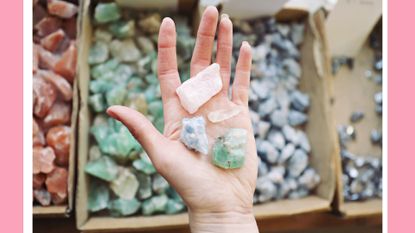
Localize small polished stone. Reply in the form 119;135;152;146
213;128;248;169
180;116;209;155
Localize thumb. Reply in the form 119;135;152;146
106;105;167;164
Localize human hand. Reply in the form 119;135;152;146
107;6;259;233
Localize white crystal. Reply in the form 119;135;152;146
176;63;222;114
180;116;209;154
207;107;242;123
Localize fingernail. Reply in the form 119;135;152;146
106;107;120;121
221;14;229;21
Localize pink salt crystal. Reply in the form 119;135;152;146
51;192;68;205
46;126;71;166
43;101;71;127
33;76;57;118
54;42;77;83
63;17;77;39
33;3;47;26
33;118;46;146
46;167;68;196
47;0;78;19
40;29;65;52
33;173;46;189
34;189;52;206
35;16;62;37
37;70;72;101
37;46;60;70
33;146;56;174
33;44;39;73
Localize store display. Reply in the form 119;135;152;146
231;17;320;203
32;0;78;207
84;2;194;217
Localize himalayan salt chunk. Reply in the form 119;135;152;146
35;16;62;37
43;101;71;127
37;70;72;101
63;17;77;39
33;118;45;146
40;29;65;52
208;107;242;123
47;0;78;19
33;146;56;174
46;126;71;166
176;63;222;114
54;42;77;83
34;189;51;206
33;76;57;118
51;192;67;205
46;167;68;196
37;46;59;70
33;3;47;26
33;173;46;189
33;44;39;73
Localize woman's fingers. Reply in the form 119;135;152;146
216;14;233;95
232;41;252;105
106;106;170;168
157;17;183;123
190;6;219;77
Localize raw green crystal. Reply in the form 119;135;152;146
145;73;158;85
88;41;109;65
152;174;169;194
132;153;156;175
88;180;110;212
166;199;185;215
110;168;139;199
91;59;119;79
94;28;113;43
89;145;102;161
89;93;106;112
99;125;138;161
109;20;135;38
138;13;161;34
85;156;118;181
108;198;141;217
105;85;127;106
94;3;121;24
136;36;155;55
109;39;140;62
89;79;112;94
142;195;168;215
147;100;163;118
124;93;148;115
136;172;152;200
114;64;135;84
212;128;248;169
166;187;183;203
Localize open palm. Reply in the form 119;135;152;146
107;7;257;216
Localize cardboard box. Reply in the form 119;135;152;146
76;0;337;231
331;39;382;217
33;10;80;219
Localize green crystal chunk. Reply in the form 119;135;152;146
108;198;141;217
109;20;135;38
105;85;127;106
166;199;185;215
109;39;140;62
88;41;109;65
110;168;139;199
89;93;106;112
136;173;152;200
142;195;168;215
91;58;119;80
152;174;169;194
94;3;121;24
88;180;110;212
89;145;102;161
136;36;155;55
132;153;156;175
89;79;112;94
85;156;118;181
138;13;161;34
94;28;113;43
212;128;248;169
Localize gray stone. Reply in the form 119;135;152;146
258;158;269;177
266;166;285;184
282;125;299;144
279;143;295;164
282;58;301;78
296;131;311;153
350;111;364;123
288;110;308;126
257;140;279;164
267;130;285;150
258;98;279;117
290;90;310;112
287;149;308;177
256;121;271;139
270;110;287;128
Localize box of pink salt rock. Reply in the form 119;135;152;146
33;0;80;217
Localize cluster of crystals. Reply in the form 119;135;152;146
230;17;320;203
84;2;194;216
33;0;78;207
340;27;383;202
